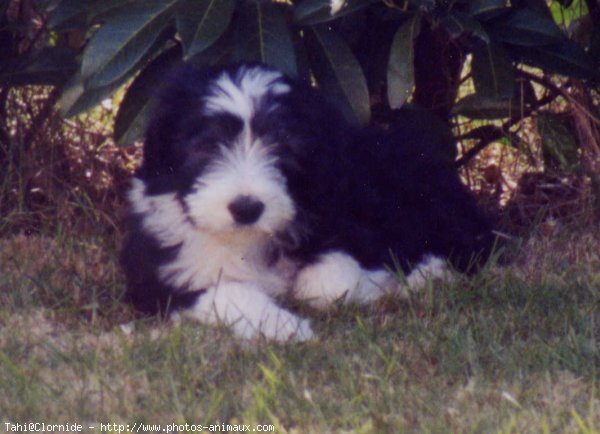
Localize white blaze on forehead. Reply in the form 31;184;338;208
219;137;277;177
204;66;291;123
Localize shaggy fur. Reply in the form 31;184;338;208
121;63;494;341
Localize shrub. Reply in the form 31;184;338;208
1;0;599;226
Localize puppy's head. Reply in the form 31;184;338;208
138;64;300;238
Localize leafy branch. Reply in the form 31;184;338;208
1;0;599;168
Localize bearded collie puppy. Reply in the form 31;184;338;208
121;63;493;341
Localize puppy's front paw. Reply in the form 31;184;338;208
294;252;364;310
240;309;314;342
404;255;452;291
185;281;314;342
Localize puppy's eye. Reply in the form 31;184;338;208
181;113;245;155
215;113;244;137
204;113;244;142
252;110;283;138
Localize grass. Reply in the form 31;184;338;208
0;222;598;433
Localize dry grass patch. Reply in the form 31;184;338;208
0;232;128;326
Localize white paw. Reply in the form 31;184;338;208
403;255;452;291
357;269;403;301
240;309;314;342
183;281;314;342
294;252;399;309
294;252;363;309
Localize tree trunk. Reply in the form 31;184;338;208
412;19;464;121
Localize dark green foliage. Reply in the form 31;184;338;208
176;0;235;61
80;1;178;89
471;41;514;99
387;15;420;110
537;112;580;172
304;24;371;124
233;1;297;77
486;7;564;46
113;45;182;146
1;0;599;163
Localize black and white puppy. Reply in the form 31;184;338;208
121;63;494;341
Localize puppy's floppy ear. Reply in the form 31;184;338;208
138;65;218;180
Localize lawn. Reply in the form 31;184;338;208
0;222;598;433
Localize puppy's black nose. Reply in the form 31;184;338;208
228;195;265;225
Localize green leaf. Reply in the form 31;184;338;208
48;0;133;29
293;0;375;26
233;1;297;78
60;30;175;117
114;46;182;146
487;8;564;46
461;68;538;116
550;0;587;26
518;0;555;17
58;72;123;117
81;0;177;88
511;39;600;80
441;12;490;43
452;94;521;119
87;0;135;25
387;16;421;110
47;0;91;29
537;112;579;171
187;25;235;67
305;25;370;125
176;0;234;60
469;0;508;20
471;41;514;99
